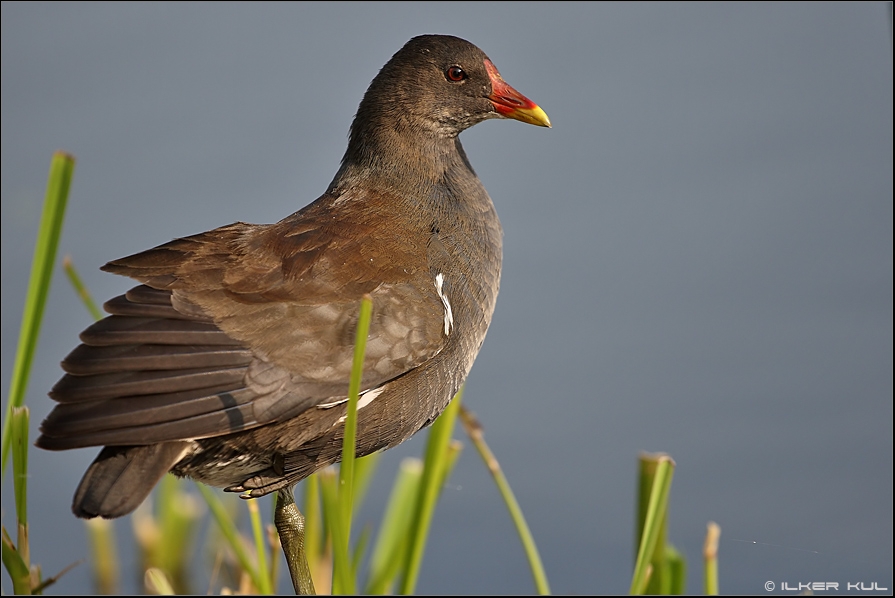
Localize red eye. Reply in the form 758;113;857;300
446;66;467;82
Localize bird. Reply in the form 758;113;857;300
37;34;550;523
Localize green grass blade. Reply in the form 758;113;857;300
666;543;686;595
332;295;372;594
10;406;31;573
437;439;462;497
630;453;675;595
144;567;175;595
10;408;29;533
2;151;75;473
399;386;463;595
247;498;272;594
338;295;373;520
320;468;352;594
350;523;370;583
62;256;103;321
351;451;380;519
85;519;119;594
703;521;720;595
366;458;423;594
195;484;267;594
2;527;31;595
459;405;551;595
162;477;201;590
265;514;280;593
133;475;202;593
301;475;329;592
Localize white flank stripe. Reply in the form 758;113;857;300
331;386;386;424
435;273;454;336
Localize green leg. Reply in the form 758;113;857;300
275;486;316;595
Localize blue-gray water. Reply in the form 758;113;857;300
2;2;892;594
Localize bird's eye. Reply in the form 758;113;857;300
445;66;467;82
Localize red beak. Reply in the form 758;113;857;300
485;59;551;128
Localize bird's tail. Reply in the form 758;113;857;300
72;441;191;519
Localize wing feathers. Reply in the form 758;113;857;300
49;403;257;448
60;344;253;375
104;293;184;319
51;367;247;402
124;284;177;305
79;316;237;346
38;385;262;449
39;285;336;451
41;384;246;434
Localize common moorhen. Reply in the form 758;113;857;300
37;34;550;590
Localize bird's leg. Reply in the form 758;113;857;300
275;485;316;595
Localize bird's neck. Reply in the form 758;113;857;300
328;114;477;199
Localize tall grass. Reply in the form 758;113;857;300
2;152;75;595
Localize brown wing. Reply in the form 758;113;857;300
38;192;448;450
